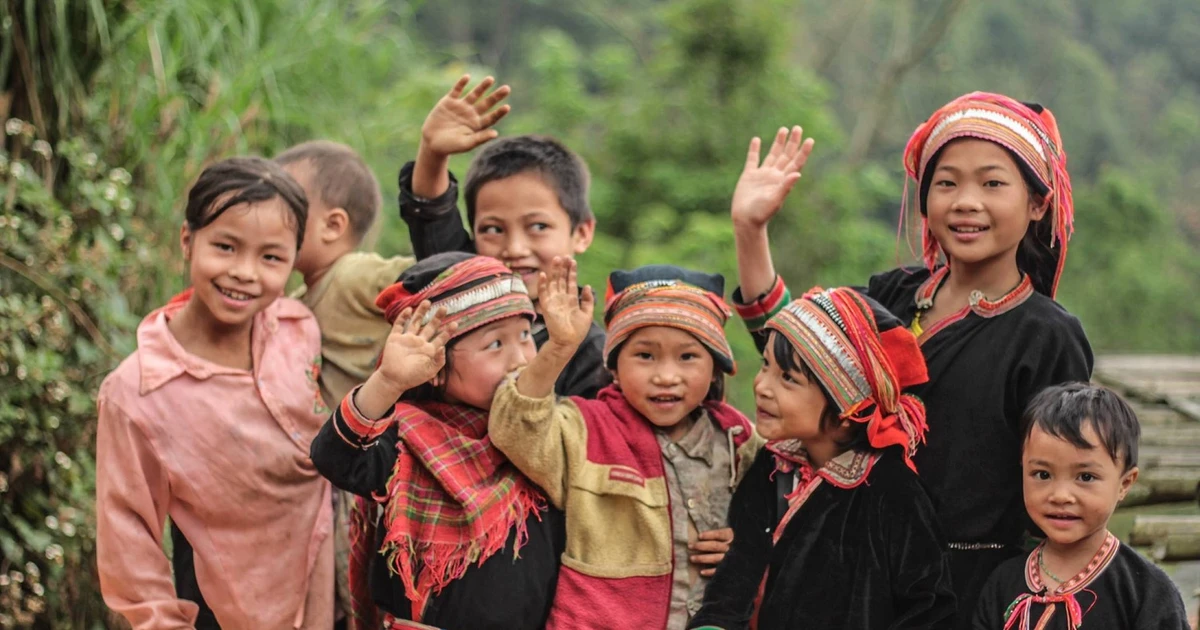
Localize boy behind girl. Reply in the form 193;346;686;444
397;75;608;398
277;141;417;624
973;383;1189;629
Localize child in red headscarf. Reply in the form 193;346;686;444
730;95;1093;628
309;252;562;630
690;287;955;630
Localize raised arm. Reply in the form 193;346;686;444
310;302;453;495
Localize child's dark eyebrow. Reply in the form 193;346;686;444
212;230;244;243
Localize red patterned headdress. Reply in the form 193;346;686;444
375;256;535;339
902;92;1074;297
765;287;929;470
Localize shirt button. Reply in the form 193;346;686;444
687;498;696;509
667;444;678;456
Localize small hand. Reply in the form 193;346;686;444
537;257;595;351
419;74;512;157
375;301;456;394
689;527;734;577
731;126;814;229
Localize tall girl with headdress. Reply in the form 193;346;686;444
309;252;564;630
728;94;1093;628
690;287;956;629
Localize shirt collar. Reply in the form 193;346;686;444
137;297;306;394
767;440;879;489
913;266;1035;318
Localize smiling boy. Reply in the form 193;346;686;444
397;75;608;398
972;383;1189;629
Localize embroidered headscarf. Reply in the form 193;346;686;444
603;264;736;374
347;253;542;627
902;92;1074;297
765;287;930;470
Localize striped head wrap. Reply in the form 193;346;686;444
603;265;735;375
765;287;929;470
902;92;1074;297
375;255;535;340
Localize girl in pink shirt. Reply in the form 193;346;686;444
95;157;335;629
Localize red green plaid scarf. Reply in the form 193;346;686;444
346;401;545;626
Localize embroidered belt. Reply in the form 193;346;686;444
948;541;1008;551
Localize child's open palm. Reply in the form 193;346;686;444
731;126;815;229
376;301;455;393
421;75;512;157
538;257;595;351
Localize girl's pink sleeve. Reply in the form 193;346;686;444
95;395;198;629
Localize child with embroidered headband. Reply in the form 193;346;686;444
489;258;762;629
309;252;564;630
973;382;1188;630
731;94;1093;628
690;287;955;630
95;157;335;628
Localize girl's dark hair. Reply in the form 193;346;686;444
185;157;309;249
606;340;726;403
919;140;1057;292
770;332;872;451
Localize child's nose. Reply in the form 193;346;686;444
503;233;531;258
228;256;257;282
1048;483;1075;504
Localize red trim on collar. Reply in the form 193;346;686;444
1025;532;1120;595
913;268;1035;344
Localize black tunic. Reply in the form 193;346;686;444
397;161;610;398
861;267;1093;629
973;540;1189;629
309;406;565;630
690;448;956;630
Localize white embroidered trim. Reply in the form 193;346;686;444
422;276;529;323
925;108;1046;162
783;302;872;401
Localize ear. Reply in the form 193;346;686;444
1028;194;1050;222
571;218;596;255
180;223;193;260
322;207;351;244
608;367;619;388
1117;466;1139;501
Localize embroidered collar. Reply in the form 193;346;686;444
913;266;1034;318
1025;532;1120;596
766;441;878;489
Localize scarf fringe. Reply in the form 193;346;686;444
380;480;545;616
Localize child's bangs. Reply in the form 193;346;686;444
770;330;819;384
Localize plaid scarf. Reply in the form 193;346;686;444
346;401;545;626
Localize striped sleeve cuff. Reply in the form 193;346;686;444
732;275;791;332
333;385;395;447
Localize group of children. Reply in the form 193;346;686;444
93;74;1191;630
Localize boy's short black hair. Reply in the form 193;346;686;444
463;135;593;229
186;157;308;249
770;332;871;452
274;140;382;243
1021;382;1140;472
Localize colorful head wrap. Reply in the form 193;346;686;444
765;287;929;470
375;254;535;339
603;265;735;375
902;92;1074;297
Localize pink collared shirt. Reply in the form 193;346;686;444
95;297;334;629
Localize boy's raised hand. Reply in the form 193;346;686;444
420;74;512;158
538;257;595;352
731;126;815;230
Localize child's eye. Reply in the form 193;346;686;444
485;339;502;350
983;180;1006;188
781;371;796;384
529;223;550;232
635;351;653;360
1078;472;1097;482
1030;470;1050;480
264;254;284;262
520;330;530;341
214;242;234;252
478;225;503;235
680;352;700;361
933;179;955;188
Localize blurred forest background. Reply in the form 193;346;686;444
2;0;1199;625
